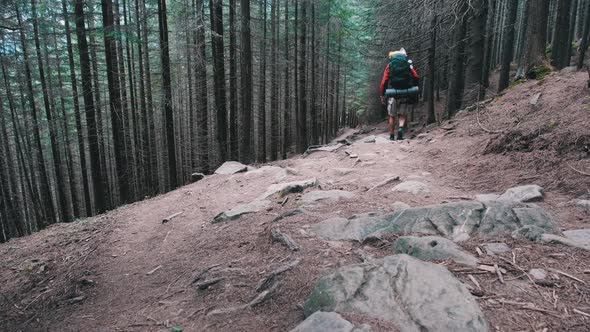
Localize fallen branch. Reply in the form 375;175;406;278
271;228;300;251
272;208;305;223
256;259;300;293
162;211;183;224
190;264;222;285
574;308;590;318
568;164;590;177
494;264;504;284
195;278;224;290
146;265;162;275
367;175;400;192
476;101;504;134
549;268;587;285
468;274;481;290
497;256;546;300
249;281;279;307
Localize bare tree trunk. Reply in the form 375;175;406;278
258;0;268;162
427;13;437;124
196;0;210;172
229;0;239;160
577;0;590;68
446;0;469;117
552;0;572;69
282;0;290;159
464;0;487;105
499;0;519;92
158;0;178;189
74;0;107;213
523;0;550;75
62;0;92;216
210;0;228;163
297;0;308;153
270;0;279;160
15;3;56;226
240;0;254;163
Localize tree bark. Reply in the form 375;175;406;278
499;0;519;92
62;0;92;216
196;0;210;172
297;0;308;153
282;0;290;159
523;0;550;76
427;13;437;124
577;0;590;68
463;0;487;105
15;3;57;226
74;0;107;213
240;0;254;163
158;0;178;189
258;0;267;162
229;0;239;160
210;0;228;163
552;0;572;69
270;0;279;160
447;0;469;117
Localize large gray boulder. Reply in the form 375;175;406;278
290;312;372;332
214;161;249;175
257;178;318;200
213;200;271;223
313;200;560;243
301;190;355;205
576;200;590;213
304;255;489;332
497;185;544;203
393;236;478;266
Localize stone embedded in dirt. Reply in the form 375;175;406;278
213;200;272;223
301;190;355;205
363;135;377;143
529;269;548;281
563;229;590;246
392;181;430;195
511;225;547;241
375;136;391;144
257;178;319;200
530;92;542;106
329;168;357;177
393;236;478;266
482;243;511;256
475;194;501;202
303;254;490;332
190;172;205;183
576;200;590;213
497;185;544;203
367;175;400;192
243;166;288;181
313;200;561;243
290;311;373;332
214;161;249;175
391;201;410;211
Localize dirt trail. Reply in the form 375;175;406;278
1;70;589;332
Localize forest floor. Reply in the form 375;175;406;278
1;69;590;332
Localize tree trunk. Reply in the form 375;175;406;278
209;0;228;163
74;0;107;213
15;3;57;226
552;0;572;69
282;0;290;159
523;0;550;76
270;0;279;160
229;0;239;160
240;0;254;163
158;0;178;189
102;0;131;203
196;0;210;172
481;0;496;91
577;0;590;68
566;0;578;64
310;2;318;144
62;0;92;216
447;0;469;117
427;13;437;124
499;0;519;92
258;0;267;162
463;0;487;105
297;0;308;153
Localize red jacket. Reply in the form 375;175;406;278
380;64;420;96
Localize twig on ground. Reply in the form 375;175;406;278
468;274;481;290
270;228;300;251
195;278;224;290
494;264;504;284
497;256;546;300
22;289;51;311
550;268;587;285
146;265;162;275
574;308;590;318
568;164;590;177
256;259;300;293
162;211;183;223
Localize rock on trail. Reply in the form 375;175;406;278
304;254;489;332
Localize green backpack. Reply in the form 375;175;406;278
388;54;413;89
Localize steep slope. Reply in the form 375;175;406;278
1;70;589;332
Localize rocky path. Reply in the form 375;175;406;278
2;120;590;332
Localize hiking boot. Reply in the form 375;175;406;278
397;129;404;141
389;134;396;141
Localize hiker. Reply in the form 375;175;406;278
380;48;420;141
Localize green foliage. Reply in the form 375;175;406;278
529;65;552;80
